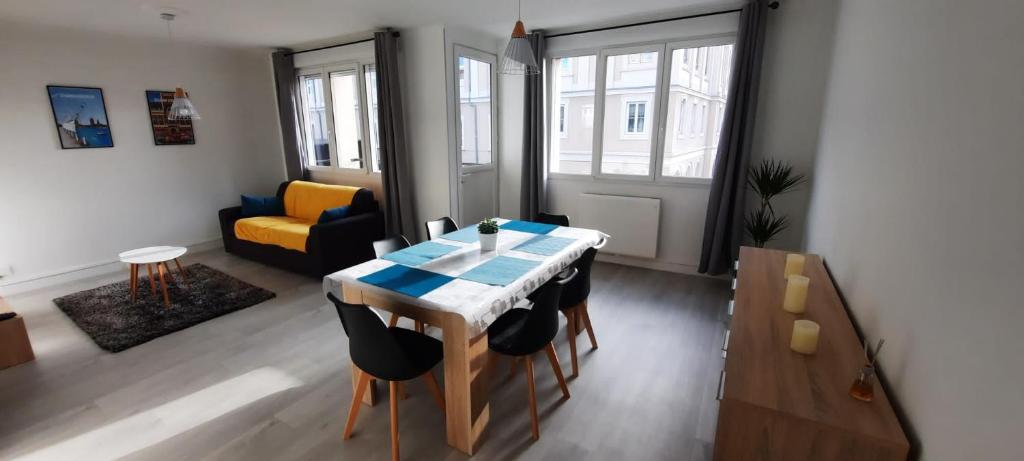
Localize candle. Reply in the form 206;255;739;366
784;254;805;279
790;320;820;355
783;275;810;313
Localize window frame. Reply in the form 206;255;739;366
654;35;735;184
546;34;735;185
295;59;380;176
452;45;499;174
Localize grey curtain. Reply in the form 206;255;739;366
698;0;769;275
520;32;546;220
271;49;308;181
374;31;416;238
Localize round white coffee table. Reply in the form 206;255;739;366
118;246;188;307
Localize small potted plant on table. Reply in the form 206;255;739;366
478;218;499;252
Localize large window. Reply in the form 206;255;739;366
297;62;380;173
548;39;734;181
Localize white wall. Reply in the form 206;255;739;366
0;22;285;287
804;0;1024;459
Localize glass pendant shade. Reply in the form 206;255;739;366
500;20;539;75
168;87;200;121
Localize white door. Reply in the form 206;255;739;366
453;46;499;226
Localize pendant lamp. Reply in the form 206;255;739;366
161;13;201;120
499;0;539;75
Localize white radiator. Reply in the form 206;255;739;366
577;193;660;259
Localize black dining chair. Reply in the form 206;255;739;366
326;293;446;461
372;235;425;333
533;212;570;227
424;216;458;240
487;268;576;440
560;239;606;378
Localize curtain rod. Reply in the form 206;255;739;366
285;31;400;57
545;2;778;39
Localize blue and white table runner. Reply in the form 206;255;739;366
324;218;609;336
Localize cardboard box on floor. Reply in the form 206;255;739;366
0;296;35;369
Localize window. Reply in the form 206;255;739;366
298;74;330;167
624;101;647;134
296;63;380;173
601;50;659;176
662;43;734;179
549;55;596;175
456;54;494;166
547;40;734;181
558;104;568;138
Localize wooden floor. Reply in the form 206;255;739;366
0;250;729;460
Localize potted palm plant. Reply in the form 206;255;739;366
744;158;807;247
478;218;499;252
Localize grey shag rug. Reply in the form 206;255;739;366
53;263;275;352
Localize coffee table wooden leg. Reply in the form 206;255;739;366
129;264;138;303
157;262;171;307
442;314;490;455
173;259;188;283
147;264;156;294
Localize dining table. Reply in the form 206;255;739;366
323;218;608;455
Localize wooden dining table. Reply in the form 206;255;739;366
323;218;607;455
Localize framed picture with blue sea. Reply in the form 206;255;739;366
146;90;196;145
46;85;114;149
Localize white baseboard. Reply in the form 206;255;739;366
596;253;729;279
0;238;224;296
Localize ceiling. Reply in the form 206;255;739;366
0;0;736;49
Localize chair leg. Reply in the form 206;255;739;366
415;320;424;333
422;371;446;411
580;300;598;350
565;309;579;378
344;368;372;440
544;343;571;399
390;381;400;461
388;313;400;327
508;356;518;379
525;356;539;440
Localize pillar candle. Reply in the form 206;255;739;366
790;320;820;355
783;275;810;313
784;254;805;279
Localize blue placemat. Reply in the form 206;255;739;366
458;256;541;287
381;241;459;267
358;265;454;298
512;235;576;256
500;220;558;235
438;226;479;243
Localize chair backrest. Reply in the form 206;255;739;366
520;268;578;350
326;293;413;379
425;217;458;240
560;240;604;309
534;212;570;227
373;235;411;258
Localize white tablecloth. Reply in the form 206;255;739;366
323;219;608;336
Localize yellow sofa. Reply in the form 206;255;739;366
219;180;384;277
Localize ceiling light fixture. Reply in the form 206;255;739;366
160;12;200;121
499;0;539;75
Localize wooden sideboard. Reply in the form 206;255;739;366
713;247;909;460
0;296;36;369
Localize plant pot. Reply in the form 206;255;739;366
479;232;498;252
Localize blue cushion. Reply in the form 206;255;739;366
318;205;350;224
240;195;284;217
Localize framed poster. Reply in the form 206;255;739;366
145;90;196;145
47;85;114;149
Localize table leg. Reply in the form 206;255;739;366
442;314;490;455
173;258;188;283
129;264;138;303
157;262;171;307
147;264;156;294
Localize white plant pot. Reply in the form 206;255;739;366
479;232;498;252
